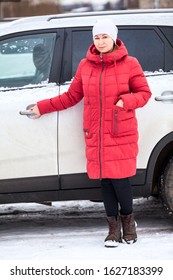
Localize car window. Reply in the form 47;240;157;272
71;27;173;75
119;28;165;72
72;30;92;77
159;26;173;71
160;26;173;46
0;33;56;88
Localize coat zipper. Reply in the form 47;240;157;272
99;54;104;179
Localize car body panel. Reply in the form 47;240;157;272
58;85;86;175
137;73;173;168
0;84;59;179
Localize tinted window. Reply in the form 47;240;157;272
0;33;56;88
160;26;173;46
72;30;92;76
71;27;171;75
119;28;164;71
159;26;173;71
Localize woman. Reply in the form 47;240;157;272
30;19;152;247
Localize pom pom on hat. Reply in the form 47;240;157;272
92;19;118;42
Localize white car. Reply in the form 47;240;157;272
0;9;173;216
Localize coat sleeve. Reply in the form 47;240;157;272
37;60;85;115
120;57;152;110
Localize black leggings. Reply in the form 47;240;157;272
101;178;133;217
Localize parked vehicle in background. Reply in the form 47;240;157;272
0;9;173;217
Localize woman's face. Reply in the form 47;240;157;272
93;34;115;53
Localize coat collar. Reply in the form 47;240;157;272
86;39;128;65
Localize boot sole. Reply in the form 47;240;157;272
104;240;120;248
122;238;137;244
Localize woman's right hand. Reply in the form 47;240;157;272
29;104;41;119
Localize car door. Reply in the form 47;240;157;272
0;31;61;193
58;28;101;191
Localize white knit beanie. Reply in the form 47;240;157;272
92;19;118;42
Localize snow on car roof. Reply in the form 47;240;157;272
0;9;172;37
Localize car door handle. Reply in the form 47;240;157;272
19;110;35;116
19;104;36;118
155;90;173;103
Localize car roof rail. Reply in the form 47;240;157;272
3;8;173;28
47;8;173;22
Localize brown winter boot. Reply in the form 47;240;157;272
104;216;122;248
121;213;137;244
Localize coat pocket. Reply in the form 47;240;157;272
111;106;137;137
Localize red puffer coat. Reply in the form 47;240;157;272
37;39;152;179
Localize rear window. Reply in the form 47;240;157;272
160;26;173;46
119;28;164;72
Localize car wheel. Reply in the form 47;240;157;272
160;157;173;217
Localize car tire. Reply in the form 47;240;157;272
160;157;173;217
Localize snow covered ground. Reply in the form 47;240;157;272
0;196;172;261
0;197;172;279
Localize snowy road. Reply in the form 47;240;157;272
0;197;172;260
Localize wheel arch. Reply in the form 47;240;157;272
145;132;173;196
